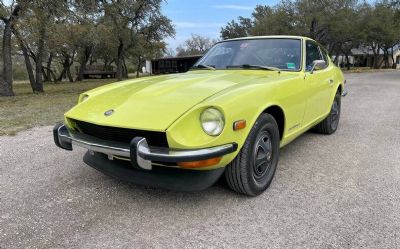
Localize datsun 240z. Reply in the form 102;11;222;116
54;36;345;196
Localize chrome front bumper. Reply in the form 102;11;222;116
53;124;237;170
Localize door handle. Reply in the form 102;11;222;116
329;79;334;85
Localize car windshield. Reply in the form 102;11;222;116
194;38;302;71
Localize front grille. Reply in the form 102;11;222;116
71;119;168;147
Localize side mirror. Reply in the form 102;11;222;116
310;60;327;74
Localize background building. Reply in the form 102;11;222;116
351;46;400;68
147;55;202;75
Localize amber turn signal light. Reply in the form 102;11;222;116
233;120;246;130
177;157;222;169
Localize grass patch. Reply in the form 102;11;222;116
0;79;117;135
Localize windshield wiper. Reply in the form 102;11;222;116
192;64;216;70
226;64;280;71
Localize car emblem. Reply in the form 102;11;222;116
104;109;114;116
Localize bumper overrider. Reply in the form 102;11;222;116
53;123;238;190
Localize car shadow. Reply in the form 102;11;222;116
73;130;324;204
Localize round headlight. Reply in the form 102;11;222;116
200;108;225;136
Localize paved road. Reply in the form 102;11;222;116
1;72;400;249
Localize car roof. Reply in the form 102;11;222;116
222;35;312;42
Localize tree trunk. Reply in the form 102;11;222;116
44;53;53;82
382;50;387;69
66;65;73;82
58;68;66;82
42;66;57;83
122;56;128;78
384;48;391;69
309;18;317;40
14;27;37;90
345;54;351;70
59;52;74;82
136;55;141;78
372;54;379;69
77;46;92;81
1;21;14;96
371;44;381;69
20;41;37;90
377;57;385;69
58;55;68;82
41;67;48;81
48;68;57;83
117;39;124;81
391;47;396;69
333;49;340;66
0;4;21;96
386;51;390;69
42;67;49;82
34;25;45;93
89;54;95;65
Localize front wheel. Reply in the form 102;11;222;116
314;92;341;134
225;113;280;196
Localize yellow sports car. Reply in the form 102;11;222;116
54;36;345;196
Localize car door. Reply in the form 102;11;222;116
303;41;334;125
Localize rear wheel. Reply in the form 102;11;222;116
314;92;341;134
225;113;280;196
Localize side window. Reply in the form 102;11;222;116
306;41;322;71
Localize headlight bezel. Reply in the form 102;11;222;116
200;107;225;136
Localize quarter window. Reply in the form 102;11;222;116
306;41;322;71
319;47;329;66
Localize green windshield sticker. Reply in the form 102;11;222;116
287;63;296;69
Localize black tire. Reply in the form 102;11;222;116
314;92;341;134
225;113;280;196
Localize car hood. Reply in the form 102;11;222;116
65;70;283;131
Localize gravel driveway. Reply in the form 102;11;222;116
1;71;400;249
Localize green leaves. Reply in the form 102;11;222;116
220;0;400;66
176;34;218;57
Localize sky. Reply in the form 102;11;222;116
163;0;280;51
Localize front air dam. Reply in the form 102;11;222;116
83;152;226;191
